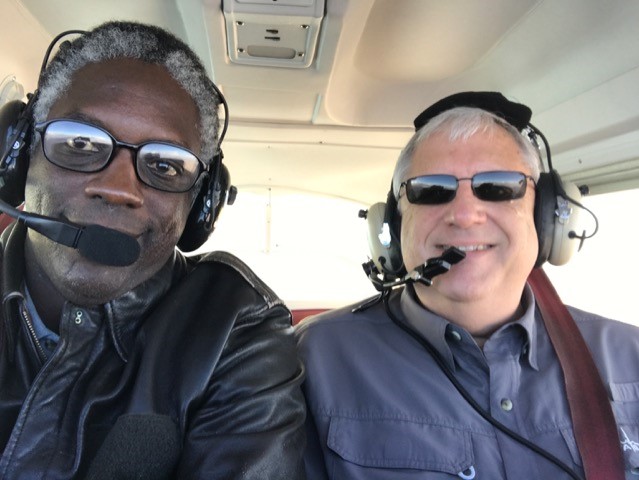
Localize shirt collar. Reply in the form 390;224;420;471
399;283;539;371
399;284;457;370
511;283;539;370
485;284;538;370
23;282;59;358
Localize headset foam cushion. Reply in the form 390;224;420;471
177;163;231;252
533;172;557;267
177;177;214;252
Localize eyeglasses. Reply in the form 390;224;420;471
34;119;206;193
400;170;535;205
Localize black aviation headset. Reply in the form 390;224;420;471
363;91;596;285
0;29;236;260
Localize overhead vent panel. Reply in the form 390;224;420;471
223;0;325;68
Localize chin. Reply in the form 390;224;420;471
433;268;492;297
73;280;143;307
50;255;136;303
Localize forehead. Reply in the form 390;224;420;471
47;58;201;152
410;125;530;176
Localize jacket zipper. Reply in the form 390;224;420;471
19;301;47;364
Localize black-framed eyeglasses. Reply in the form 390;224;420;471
34;119;206;193
400;170;536;205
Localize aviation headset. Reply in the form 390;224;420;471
365;91;591;280
0;29;235;253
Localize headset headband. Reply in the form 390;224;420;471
413;91;532;131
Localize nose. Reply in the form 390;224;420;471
84;149;144;208
444;182;486;227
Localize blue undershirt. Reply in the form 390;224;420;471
24;284;59;358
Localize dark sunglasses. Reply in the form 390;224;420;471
400;170;536;205
34;119;206;193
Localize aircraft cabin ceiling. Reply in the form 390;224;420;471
3;0;639;204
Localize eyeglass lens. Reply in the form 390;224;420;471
39;120;202;192
405;171;530;204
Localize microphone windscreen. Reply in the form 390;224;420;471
85;414;181;480
0;198;140;267
77;224;140;266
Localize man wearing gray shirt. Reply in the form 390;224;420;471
296;91;639;479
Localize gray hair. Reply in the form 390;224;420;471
391;107;542;199
33;21;220;162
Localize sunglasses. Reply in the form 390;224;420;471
34;119;206;193
400;170;535;205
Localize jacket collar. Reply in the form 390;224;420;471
1;222;188;362
102;251;187;361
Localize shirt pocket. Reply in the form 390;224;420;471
326;416;475;479
610;381;639;475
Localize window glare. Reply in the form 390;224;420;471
197;186;638;322
544;188;639;327
195;188;377;308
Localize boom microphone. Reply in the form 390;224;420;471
364;247;466;292
0;199;140;266
354;247;466;313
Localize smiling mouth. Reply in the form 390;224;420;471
437;244;494;252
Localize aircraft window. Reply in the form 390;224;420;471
195;187;376;309
544;187;639;327
203;186;638;325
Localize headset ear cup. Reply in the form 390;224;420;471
548;181;582;266
0;100;31;207
365;198;404;278
385;198;405;277
212;163;235;222
366;202;393;272
177;174;215;252
533;170;583;267
177;162;233;252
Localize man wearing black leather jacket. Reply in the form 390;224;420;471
0;21;305;479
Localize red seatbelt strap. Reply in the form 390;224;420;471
528;268;625;480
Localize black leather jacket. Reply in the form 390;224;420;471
0;223;306;479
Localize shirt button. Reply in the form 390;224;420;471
457;466;476;479
449;330;462;342
500;398;513;411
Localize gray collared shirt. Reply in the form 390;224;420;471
296;284;639;479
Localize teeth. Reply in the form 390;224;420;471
441;245;491;252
